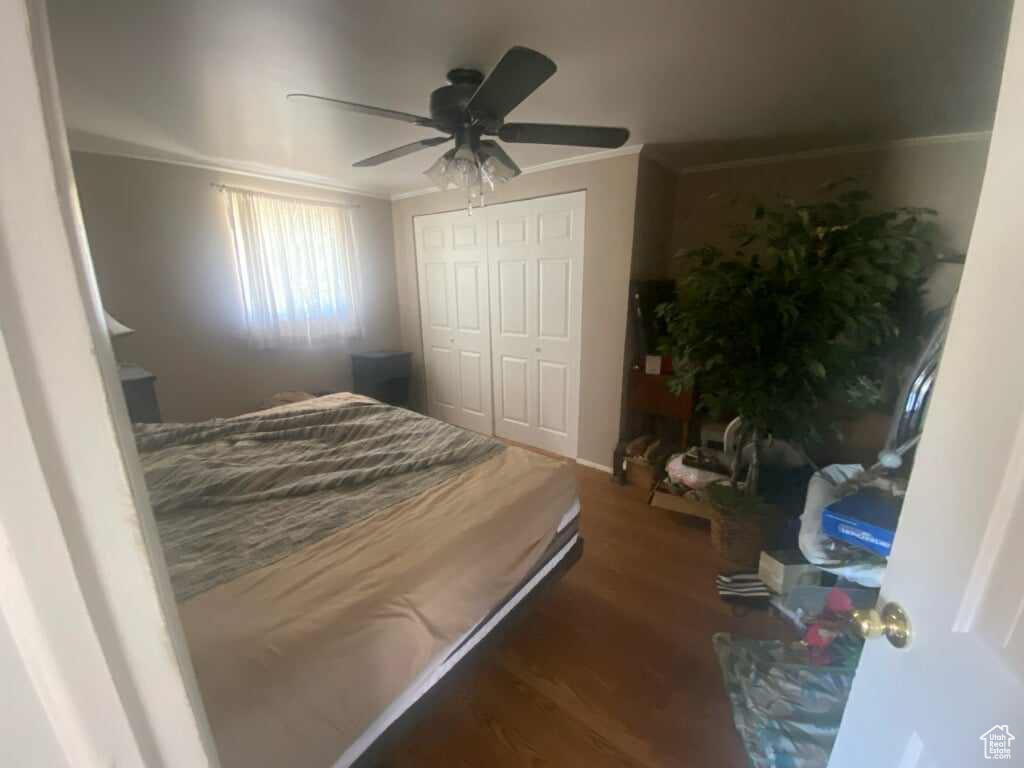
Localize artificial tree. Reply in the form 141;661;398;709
657;180;935;504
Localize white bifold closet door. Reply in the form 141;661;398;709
487;192;584;457
415;191;584;458
414;210;493;435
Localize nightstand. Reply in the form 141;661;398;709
351;352;412;407
119;364;161;423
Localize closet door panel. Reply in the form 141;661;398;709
415;211;492;434
448;213;491;434
453;262;481;331
458;350;485;415
423;261;449;330
499;355;530;425
538;258;571;340
496;260;528;336
488;199;537;447
538;359;569;436
488;192;584;457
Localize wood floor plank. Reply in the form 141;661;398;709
372;464;794;767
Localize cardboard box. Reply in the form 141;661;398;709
758;550;822;595
624;457;657;500
649;488;715;520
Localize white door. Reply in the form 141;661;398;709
488;192;584;458
414;210;493;434
829;8;1024;766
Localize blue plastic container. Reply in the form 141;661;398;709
821;490;902;557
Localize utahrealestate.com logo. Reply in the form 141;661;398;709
980;725;1014;760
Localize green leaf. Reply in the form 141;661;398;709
657;180;932;444
704;353;725;370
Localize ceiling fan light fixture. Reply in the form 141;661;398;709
424;148;456;190
451;155;481;191
478;142;520;185
423;145;498;212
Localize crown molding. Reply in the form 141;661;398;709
68;145;391;200
69;130;986;202
69;140;644;203
666;131;992;177
390;143;645;201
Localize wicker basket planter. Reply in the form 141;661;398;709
710;501;781;570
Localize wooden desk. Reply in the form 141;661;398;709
626;370;694;445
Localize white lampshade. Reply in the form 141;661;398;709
424;141;521;212
104;310;134;338
424;148;457;190
478;141;520;185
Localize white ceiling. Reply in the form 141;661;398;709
47;0;1012;198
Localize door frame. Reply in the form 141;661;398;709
1;1;219;765
412;191;586;458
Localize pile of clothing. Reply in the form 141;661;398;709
715;572;771;603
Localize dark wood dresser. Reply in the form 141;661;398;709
119;364;161;423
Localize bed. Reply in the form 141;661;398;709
135;393;580;768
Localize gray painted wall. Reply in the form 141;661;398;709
73;152;401;422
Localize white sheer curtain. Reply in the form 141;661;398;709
223;187;363;347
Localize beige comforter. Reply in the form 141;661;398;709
156;397;576;767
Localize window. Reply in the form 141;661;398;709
222;186;362;347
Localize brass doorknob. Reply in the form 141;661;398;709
851;602;912;649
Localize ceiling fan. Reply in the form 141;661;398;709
287;46;630;207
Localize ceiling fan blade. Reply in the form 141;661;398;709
352;136;451;167
498;123;630;148
480;140;521;176
287;93;438;128
467;47;556;126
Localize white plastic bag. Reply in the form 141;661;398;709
798;464;886;588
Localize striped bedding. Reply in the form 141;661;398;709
135;393;504;599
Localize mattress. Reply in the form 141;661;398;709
344;504;580;768
136;394;579;768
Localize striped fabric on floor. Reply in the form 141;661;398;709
716;572;771;600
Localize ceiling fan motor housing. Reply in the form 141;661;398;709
430;69;485;130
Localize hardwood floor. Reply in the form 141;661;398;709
371;464;792;767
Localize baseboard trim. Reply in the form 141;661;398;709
576;457;613;474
